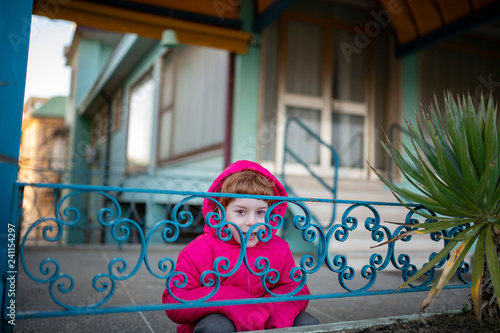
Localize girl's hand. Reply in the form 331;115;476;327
228;303;272;331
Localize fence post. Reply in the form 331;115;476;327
0;1;32;331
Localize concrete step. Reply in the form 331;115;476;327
284;175;408;228
284;175;396;201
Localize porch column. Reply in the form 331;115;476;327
231;0;260;163
399;53;419;188
401;53;419;149
0;1;33;330
401;53;419;123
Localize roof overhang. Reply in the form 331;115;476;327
76;33;157;116
32;0;500;58
374;0;500;57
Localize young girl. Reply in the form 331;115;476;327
163;160;318;332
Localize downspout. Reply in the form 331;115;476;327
100;91;113;244
224;53;235;168
100;91;113;188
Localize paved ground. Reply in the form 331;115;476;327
14;245;470;333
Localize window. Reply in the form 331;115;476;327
332;113;364;168
331;31;367;170
127;70;155;172
91;115;98;145
332;31;365;103
100;106;109;140
286;107;321;165
262;14;371;178
113;90;123;132
285;21;323;96
158;51;175;161
157;46;229;163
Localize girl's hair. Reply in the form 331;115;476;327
219;169;275;208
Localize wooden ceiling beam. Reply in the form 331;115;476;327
376;0;418;44
404;0;443;35
470;0;498;10
435;0;471;24
32;0;251;54
396;0;500;57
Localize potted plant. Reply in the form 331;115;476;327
371;92;500;325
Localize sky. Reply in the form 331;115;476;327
24;15;76;102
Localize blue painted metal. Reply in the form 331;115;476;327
13;182;470;320
282;116;339;228
1;1;33;330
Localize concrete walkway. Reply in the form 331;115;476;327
14;245;470;332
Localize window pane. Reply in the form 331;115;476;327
127;74;154;169
286;107;321;165
161;54;174;110
286;21;323;96
331;112;364;168
158;111;172;160
332;31;365;102
172;47;228;156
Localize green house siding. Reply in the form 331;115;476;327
401;53;419;123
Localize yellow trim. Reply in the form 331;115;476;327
33;0;251;54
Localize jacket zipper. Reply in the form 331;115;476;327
246;268;251;294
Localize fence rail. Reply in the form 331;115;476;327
7;182;470;321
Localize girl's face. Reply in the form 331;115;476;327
225;198;269;248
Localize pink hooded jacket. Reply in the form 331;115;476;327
162;160;310;332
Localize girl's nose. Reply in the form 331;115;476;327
245;214;256;226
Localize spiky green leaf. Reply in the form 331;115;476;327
485;226;500;315
471;230;486;324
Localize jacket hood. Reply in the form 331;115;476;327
202;160;288;240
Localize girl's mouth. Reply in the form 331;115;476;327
243;231;258;239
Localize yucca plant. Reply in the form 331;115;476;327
371;92;500;325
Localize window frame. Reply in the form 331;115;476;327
270;12;372;179
155;46;228;166
156;50;177;164
125;68;156;174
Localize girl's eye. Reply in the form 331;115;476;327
237;210;245;215
257;210;266;215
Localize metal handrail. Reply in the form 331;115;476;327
282;116;339;228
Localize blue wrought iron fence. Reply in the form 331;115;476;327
5;182;471;324
282;116;339;228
